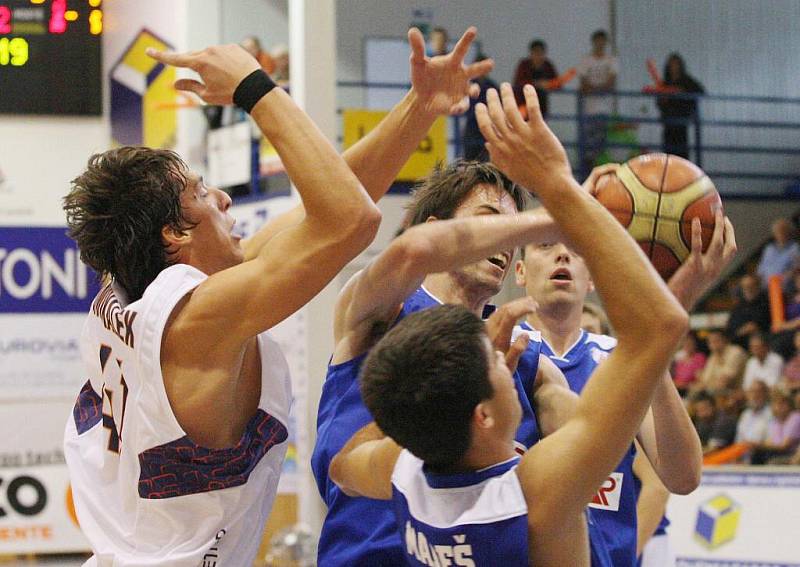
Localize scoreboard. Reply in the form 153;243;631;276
0;0;102;115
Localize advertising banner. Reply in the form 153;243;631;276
0;464;89;553
668;467;800;566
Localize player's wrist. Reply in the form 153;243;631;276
233;69;277;113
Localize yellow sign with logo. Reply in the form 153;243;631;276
342;109;447;181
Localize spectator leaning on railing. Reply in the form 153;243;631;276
743;332;784;390
726;274;771;349
512;39;558;117
656;53;704;159
757;218;800;289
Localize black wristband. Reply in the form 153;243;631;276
233;69;276;113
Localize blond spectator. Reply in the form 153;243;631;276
698;330;747;392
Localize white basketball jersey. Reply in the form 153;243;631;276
64;264;292;567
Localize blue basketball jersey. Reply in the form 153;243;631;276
311;287;542;565
392;451;528;566
520;322;639;567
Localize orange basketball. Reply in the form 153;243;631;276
593;153;723;279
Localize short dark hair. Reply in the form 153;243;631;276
529;39;546;52
592;29;608;41
432;26;448;37
361;305;493;469
406;160;529;227
63;146;194;303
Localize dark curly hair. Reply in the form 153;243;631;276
405;160;529;228
360;305;493;469
63;146;195;302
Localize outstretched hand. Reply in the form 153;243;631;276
486;296;538;373
147;44;260;105
408;26;494;116
475;83;572;192
667;209;737;311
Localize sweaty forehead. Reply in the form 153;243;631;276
456;183;518;216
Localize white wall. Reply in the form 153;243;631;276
614;0;800;195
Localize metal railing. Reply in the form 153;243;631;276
335;82;800;198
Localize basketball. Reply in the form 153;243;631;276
593;153;723;279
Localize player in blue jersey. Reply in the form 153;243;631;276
513;162;737;565
328;82;690;566
312;161;581;565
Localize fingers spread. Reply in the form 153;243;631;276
450;26;477;64
707;208;724;257
147;48;195;68
407;27;426;64
523;84;544;125
468;82;480;99
500;82;526;130
723;216;738;257
476;103;501;144
690;217;703;256
486;88;511;137
466;59;494;80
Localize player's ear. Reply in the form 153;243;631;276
424;215;439;224
586;278;595;294
161;224;191;250
515;258;527;287
474;402;495;430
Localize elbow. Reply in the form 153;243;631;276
666;465;702;495
649;305;689;345
328;456;351;496
338;200;382;255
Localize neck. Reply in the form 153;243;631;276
526;300;584;356
422;273;494;316
461;439;517;472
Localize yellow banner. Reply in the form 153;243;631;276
342;109;447;181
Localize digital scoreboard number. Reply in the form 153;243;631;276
0;0;103;115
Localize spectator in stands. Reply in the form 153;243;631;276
690;391;716;448
580;301;610;335
704;389;741;454
656;53;704;159
735;380;773;460
427;27;449;57
743;332;784;389
756;218;799;289
698;329;747;393
270;44;290;84
512;39;558;117
780;331;800;392
672;331;707;396
772;268;800;358
751;389;800;464
462;53;498;161
577;29;618;176
726;274;771;349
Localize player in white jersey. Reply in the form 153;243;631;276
62;43;384;566
63;27;498;565
329;83;690;566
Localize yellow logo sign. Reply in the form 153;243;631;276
342;109;447;182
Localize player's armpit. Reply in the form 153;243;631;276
329;425;401;500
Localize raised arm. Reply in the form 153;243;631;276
242;27;493;259
476;83;688;521
328;422;401;500
332;207;563;361
148;44;380;344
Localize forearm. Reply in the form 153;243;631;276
411;207;561;275
534;174;686;341
342;89;437;200
636;481;669;556
250;90;377;229
641;373;703;494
